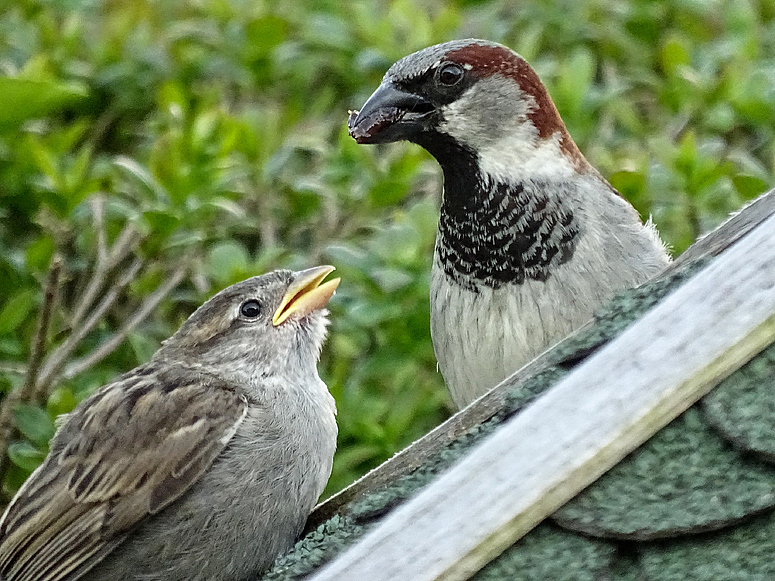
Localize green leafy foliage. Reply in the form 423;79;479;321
0;0;773;499
0;78;87;131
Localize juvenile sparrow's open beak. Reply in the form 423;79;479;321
272;266;340;326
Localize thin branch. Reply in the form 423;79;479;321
68;222;138;332
257;179;277;248
0;363;26;376
0;384;24;488
0;255;62;486
35;258;143;395
26;256;63;404
106;223;141;270
68;247;107;333
91;195;108;266
64;264;188;380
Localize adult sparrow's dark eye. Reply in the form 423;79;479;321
240;300;261;318
438;63;464;86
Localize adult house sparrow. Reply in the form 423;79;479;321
349;39;670;409
0;266;340;581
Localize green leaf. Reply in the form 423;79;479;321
206;240;251;285
659;36;691;77
128;331;160;364
348;300;404;326
246;15;289;60
7;441;46;472
25;236;56;272
369;179;409;207
324;244;370;271
47;387;78;418
332;443;383;471
372;223;421;264
143;209;181;239
0;78;88;131
557;47;595;116
113;156;169;202
733;175;769;200
13;404;56;447
370;267;412;293
609;170;648;214
0;289;36;334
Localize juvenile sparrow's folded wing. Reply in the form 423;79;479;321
0;363;248;581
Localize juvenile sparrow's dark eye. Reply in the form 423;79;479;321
240;300;261;318
438;63;464;86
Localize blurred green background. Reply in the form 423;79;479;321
0;0;773;500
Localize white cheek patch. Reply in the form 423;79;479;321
438;77;578;183
478;132;578;183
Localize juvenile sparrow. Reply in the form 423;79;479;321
349;39;670;408
0;266;340;581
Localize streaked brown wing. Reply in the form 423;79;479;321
0;363;248;581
